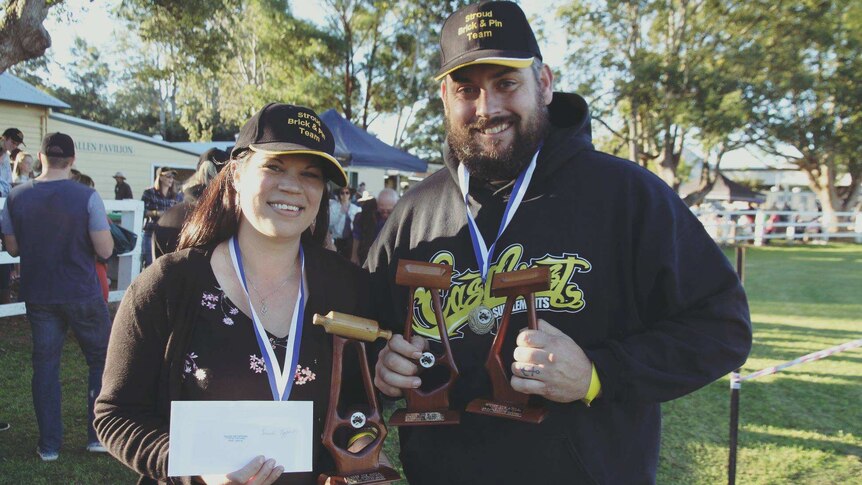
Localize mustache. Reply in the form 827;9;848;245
467;115;520;132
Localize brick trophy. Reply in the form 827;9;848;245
389;260;461;426
313;312;400;485
466;267;550;423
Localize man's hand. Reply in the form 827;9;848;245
374;334;427;397
510;319;592;403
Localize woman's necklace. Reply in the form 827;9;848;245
224;247;294;316
248;277;292;315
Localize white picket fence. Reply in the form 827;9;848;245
0;199;144;317
692;209;862;246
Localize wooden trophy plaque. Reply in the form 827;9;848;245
313;312;400;485
466;267;550;424
388;259;461;426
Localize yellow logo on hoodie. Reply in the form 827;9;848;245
410;244;591;340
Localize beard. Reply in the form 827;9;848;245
445;92;550;182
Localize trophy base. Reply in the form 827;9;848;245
318;465;400;485
389;408;460;426
465;398;548;424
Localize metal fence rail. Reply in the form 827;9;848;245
693;209;862;245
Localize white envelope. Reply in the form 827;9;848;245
168;400;314;477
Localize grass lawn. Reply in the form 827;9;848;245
1;243;859;484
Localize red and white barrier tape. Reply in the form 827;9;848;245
730;338;862;389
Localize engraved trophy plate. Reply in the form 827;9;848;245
405;411;445;423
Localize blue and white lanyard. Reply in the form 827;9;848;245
456;148;540;282
229;236;305;401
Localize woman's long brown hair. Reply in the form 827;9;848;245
177;153;330;251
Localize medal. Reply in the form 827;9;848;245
229;237;305;401
467;303;495;335
457;147;540;282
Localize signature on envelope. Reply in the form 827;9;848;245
260;427;299;439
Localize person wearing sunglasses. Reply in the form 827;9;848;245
327;186;360;260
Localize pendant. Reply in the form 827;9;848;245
260;301;268;315
467;304;495;335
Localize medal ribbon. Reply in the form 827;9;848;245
229;236;305;401
457;148;541;282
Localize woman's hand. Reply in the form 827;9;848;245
200;456;283;485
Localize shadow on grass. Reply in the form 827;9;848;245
742;430;862;459
753;321;862;341
745;321;862;364
0;311;137;483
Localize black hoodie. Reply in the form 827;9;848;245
367;92;752;484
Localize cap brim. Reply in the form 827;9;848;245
435;54;534;81
250;144;348;187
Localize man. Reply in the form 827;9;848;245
369;2;752;484
1;132;114;461
350;188;399;265
113;171;133;199
1;128;24;197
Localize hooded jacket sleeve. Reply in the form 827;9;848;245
583;179;753;403
94;257;187;483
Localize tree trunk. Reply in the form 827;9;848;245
683;143;726;207
801;155;841;233
657;126;676;187
627;109;640;166
0;0;57;74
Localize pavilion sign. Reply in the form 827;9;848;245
74;140;135;156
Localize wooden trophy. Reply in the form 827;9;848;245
388;259;461;426
466;267;550;424
313;312;400;485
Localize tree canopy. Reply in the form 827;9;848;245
4;0;860;215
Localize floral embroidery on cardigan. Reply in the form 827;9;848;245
294;365;316;385
201;288;241;326
249;354;266;373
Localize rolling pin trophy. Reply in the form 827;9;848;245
313;312;400;485
466;266;550;423
388;259;461;426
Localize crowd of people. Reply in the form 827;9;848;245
1;2;753;484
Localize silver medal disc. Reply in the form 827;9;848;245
419;352;436;368
467;304;495;335
350;411;366;429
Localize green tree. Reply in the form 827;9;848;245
50;37;115;125
740;0;862;227
117;0;339;139
558;0;748;192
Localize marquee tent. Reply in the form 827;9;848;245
319;109;427;173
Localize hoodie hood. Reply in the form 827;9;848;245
443;91;594;186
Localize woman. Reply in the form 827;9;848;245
95;104;375;485
12;151;35;185
141;166;182;267
327;186;360;259
152;152;226;259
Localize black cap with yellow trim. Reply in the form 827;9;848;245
232;103;348;187
435;1;542;81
